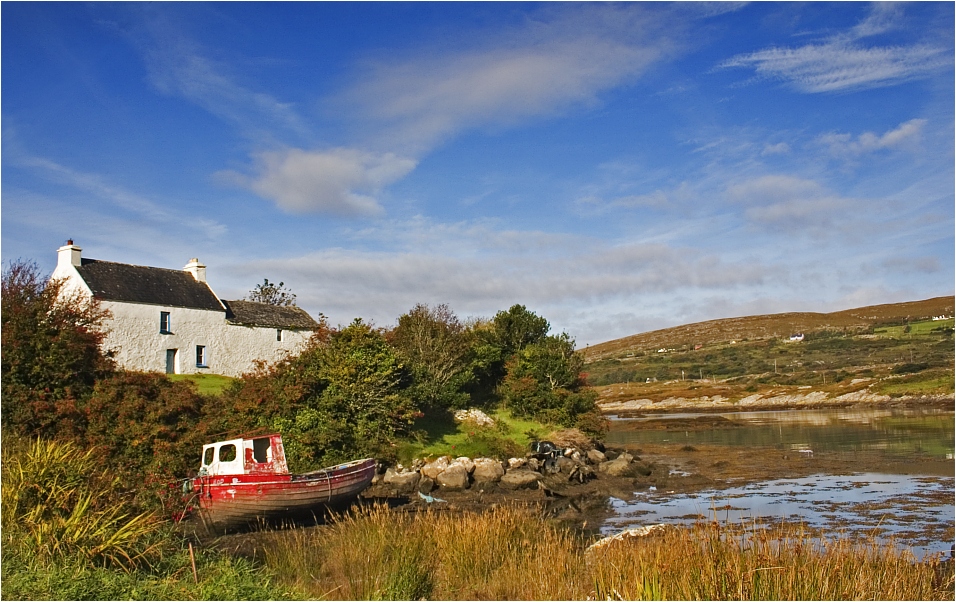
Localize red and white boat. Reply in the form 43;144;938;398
186;433;376;530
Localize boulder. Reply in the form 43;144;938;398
453;408;496;427
472;458;505;483
555;456;577;475
507;457;527;470
422;456;451;480
586;449;606;465
437;464;470;490
500;469;540;490
452;457;476;475
383;468;421;495
599;457;633;477
418;477;436;494
549;428;592;451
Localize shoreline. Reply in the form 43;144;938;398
599;392;954;417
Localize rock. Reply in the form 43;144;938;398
555;456;577;475
586;449;606;464
472;458;505;483
569;463;595;483
507;457;527;470
418;477;436;494
452;457;475;474
422;456;451;480
618;452;634;463
453;408;496;427
437;464;470;490
599;457;634;477
500;469;540;490
383;468;421;495
527;457;542;472
549;428;592;451
604;449;621;461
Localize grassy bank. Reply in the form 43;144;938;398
167;373;235;396
396;408;561;463
252;505;953;600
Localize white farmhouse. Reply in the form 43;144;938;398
51;240;319;377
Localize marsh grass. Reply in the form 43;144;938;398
255;506;953;600
1;437;294;600
1;438;163;569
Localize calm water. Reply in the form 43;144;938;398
606;407;955;459
603;408;955;558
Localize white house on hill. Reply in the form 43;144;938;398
51;241;319;377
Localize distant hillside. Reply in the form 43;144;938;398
585;296;955;361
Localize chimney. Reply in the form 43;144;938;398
184;258;206;282
57;239;82;269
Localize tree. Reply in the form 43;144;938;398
498;332;605;435
389;303;474;410
246;278;297;306
217;319;419;470
490;304;550;358
1;260;114;438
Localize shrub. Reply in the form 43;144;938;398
219;320;420;470
1;260;113;439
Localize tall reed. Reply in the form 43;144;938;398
255;505;953;600
1;438;163;569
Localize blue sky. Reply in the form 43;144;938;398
3;2;953;345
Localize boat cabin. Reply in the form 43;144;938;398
199;434;289;477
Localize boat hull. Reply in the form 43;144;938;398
192;458;376;530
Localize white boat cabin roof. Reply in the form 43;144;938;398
199;433;289;477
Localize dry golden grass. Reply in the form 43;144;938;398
253;505;953;600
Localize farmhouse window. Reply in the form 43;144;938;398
277;329;283;342
160;311;171;334
196;345;207;367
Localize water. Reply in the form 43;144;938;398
603;408;956;558
606;408;955;459
603;473;954;559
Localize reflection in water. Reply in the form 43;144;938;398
606;408;955;458
603;473;955;559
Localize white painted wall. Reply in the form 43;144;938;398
99;300;313;377
51;247;314;377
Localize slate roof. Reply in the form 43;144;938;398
221;300;320;330
76;259;225;311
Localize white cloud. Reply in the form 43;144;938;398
726;175;853;231
13;154;228;240
818;119;927;156
219;148;417;215
720;5;949;93
722;42;948;93
340;4;672;153
761;142;790;156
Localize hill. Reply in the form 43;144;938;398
585;296;955;361
583;297;955;411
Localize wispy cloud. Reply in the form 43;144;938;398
133;15;308;143
726;174;855;232
720;5;950;93
12;154;228;240
217;148;416;216
818;118;927;156
339;4;674;153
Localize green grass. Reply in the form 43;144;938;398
396;409;556;463
873;369;956;397
168;373;235;395
874;318;954;338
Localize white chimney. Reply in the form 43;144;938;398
184;258;206;282
57;239;82;269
